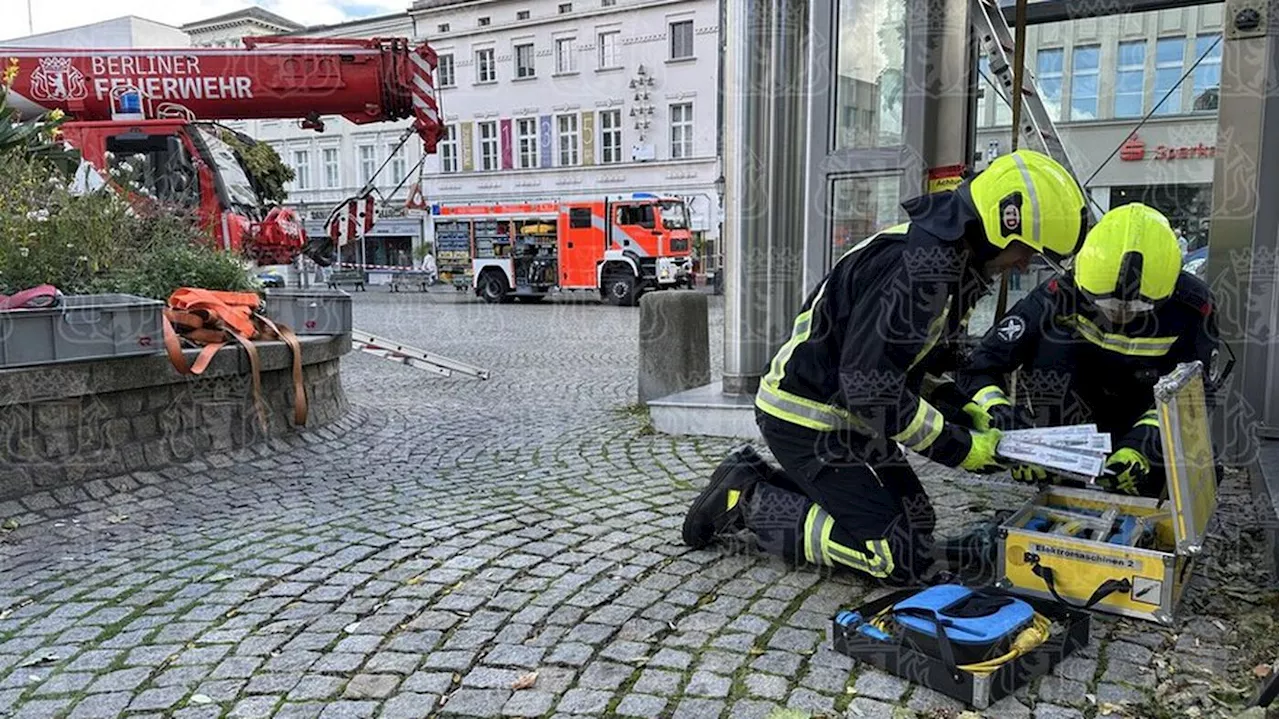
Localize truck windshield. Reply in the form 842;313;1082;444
659;201;690;229
194;126;261;215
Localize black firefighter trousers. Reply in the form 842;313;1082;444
744;410;937;584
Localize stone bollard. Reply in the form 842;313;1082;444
638;291;711;404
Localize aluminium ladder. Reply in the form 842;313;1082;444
970;0;1103;226
351;329;491;380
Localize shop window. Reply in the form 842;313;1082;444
834;0;905;149
1153;37;1185;115
1036;48;1064;120
829;175;902;264
1070;45;1100;121
1114;41;1146;118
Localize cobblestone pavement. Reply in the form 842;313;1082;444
1;290;1275;719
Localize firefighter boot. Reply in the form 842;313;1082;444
682;445;770;549
932;510;1014;585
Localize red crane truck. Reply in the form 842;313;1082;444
0;37;444;266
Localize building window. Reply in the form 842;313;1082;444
478;17;491;26
598;31;620;68
292;149;310;190
559;2;572;12
1036;48;1064;119
477;121;499;171
386;143;406;184
515;43;536;78
602;0;616;5
437;54;455;87
438;23;450;33
1153;37;1185;115
358;144;378;183
600;109;622;163
557;114;580;166
476;48;496;83
556;38;577;74
439;127;458;174
517;10;530;19
1192;34;1221;111
1070;45;1099;121
1114;41;1145;118
517;118;539;168
669;102;693;159
669;20;694;60
322;148;339;188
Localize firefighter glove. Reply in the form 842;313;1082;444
1101;447;1150;496
961;428;1007;474
961;402;991;431
1011;464;1048;483
988;404;1036;432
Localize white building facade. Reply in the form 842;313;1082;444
238;0;723;270
410;0;722;262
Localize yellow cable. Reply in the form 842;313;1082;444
872;608;1053;677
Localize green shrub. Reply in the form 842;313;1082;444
0;150;254;301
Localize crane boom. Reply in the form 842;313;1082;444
1;36;443;151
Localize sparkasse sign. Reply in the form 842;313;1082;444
1119;133;1216;162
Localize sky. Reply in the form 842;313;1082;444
6;0;407;37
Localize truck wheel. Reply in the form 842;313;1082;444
479;272;509;304
603;272;638;307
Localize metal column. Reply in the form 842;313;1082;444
1204;0;1278;463
721;0;809;396
924;0;976;174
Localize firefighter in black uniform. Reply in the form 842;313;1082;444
680;149;1091;585
955;202;1220;496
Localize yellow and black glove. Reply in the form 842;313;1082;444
961;428;1007;474
1101;447;1149;496
1011;464;1048;483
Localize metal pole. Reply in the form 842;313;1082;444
721;0;775;395
1204;0;1279;462
764;0;809;362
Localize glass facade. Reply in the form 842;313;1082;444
833;0;905;150
829;175;903;258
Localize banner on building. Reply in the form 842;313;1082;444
539;115;553;168
460;121;474;172
581;111;595;166
500;118;513;170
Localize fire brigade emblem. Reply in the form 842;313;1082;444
996;315;1025;342
30;57;88;102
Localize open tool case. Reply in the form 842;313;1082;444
995;361;1220;625
831;585;1090;709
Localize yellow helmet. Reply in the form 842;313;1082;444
1074;203;1182;321
963;149;1089;261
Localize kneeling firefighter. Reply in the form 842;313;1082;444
681;149;1090;585
955;202;1220;497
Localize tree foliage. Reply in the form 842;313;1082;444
220;128;295;205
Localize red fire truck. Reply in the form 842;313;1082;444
430;195;694;306
1;38;443;266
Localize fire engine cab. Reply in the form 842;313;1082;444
430;195;694;306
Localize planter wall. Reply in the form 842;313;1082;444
0;334;350;500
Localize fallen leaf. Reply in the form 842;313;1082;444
1254;663;1273;677
1;518;18;531
511;671;538;690
106;514;128;524
189;694;213;705
748;647;765;655
208;572;235;582
406;576;423;585
344;622;361;633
